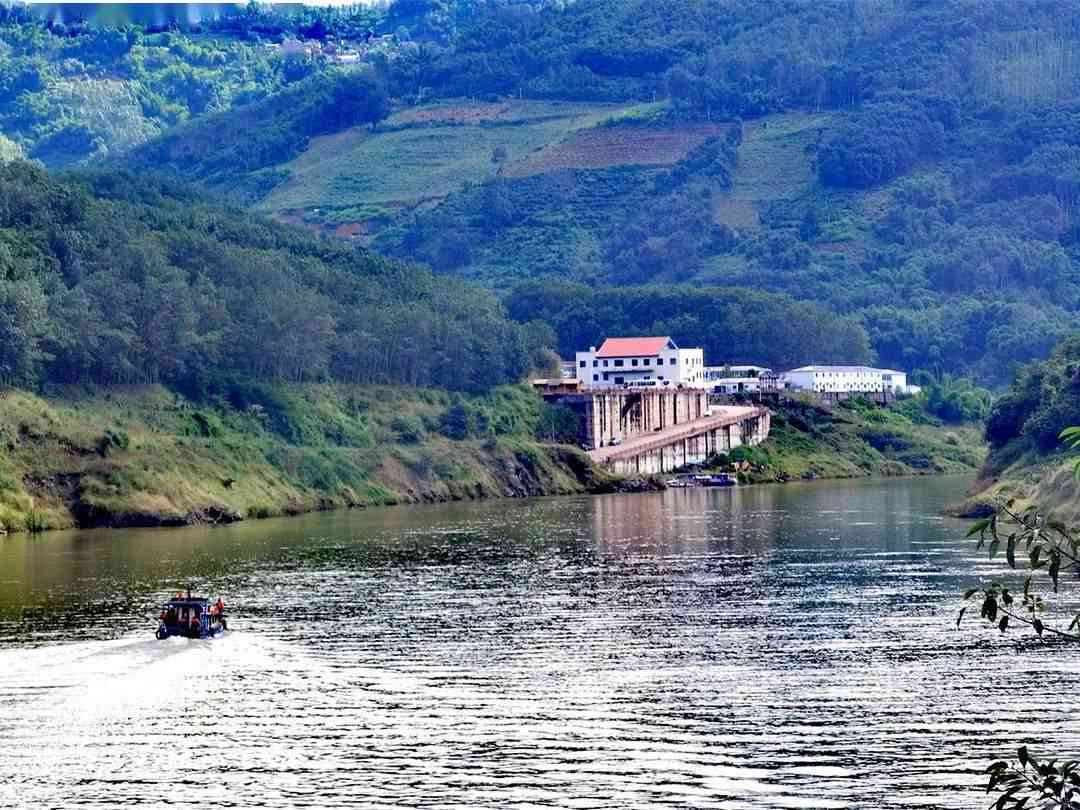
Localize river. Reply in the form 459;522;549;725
0;476;1077;809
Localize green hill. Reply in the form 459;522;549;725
963;336;1080;527
4;0;1080;387
0;2;384;165
0;159;547;395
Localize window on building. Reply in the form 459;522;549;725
592;360;598;367
631;359;638;366
593;374;598;382
603;360;609;367
603;373;609;380
669;358;676;365
579;360;586;368
643;358;650;366
614;359;624;367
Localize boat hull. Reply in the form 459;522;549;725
156;621;226;640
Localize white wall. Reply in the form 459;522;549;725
576;347;706;389
781;367;912;394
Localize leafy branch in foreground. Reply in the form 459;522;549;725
959;499;1080;642
986;746;1080;810
1062;427;1080;481
960;427;1080;809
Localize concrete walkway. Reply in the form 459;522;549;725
587;405;764;464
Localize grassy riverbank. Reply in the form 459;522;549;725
711;398;985;484
0;384;615;533
0;385;987;535
956;446;1080;529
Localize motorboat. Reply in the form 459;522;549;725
155;590;227;639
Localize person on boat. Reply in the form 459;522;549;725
215;598;224;615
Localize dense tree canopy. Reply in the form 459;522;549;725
505;278;872;371
2;0;1079;388
985;336;1080;453
0;160;546;394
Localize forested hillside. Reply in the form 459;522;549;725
0;160;549;395
0;2;382;165
968;335;1080;525
365;0;1080;385
2;0;1080;386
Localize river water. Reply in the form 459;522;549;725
0;476;1077;809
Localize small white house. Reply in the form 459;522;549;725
704;365;771;381
704;365;773;394
575;336;706;389
781;365;913;394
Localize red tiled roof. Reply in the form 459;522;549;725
596;336;674;357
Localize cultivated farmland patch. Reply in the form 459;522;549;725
502;124;731;177
386;99;605;127
257;100;626;228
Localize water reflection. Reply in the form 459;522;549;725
1;476;1078;810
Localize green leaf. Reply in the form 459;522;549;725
1033;618;1044;637
957;606;967;629
968;517;992;537
998;615;1009;633
964;588;979;600
989;538;1001;559
1060;426;1080;446
1006;536;1016;568
1019;746;1030;768
1049;551;1061;593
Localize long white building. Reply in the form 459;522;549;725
782;365;914;394
575;336;705;389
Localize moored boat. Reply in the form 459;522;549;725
693;473;736;487
155;590;227;639
704;473;736;486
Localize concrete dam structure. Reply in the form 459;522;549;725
540;387;771;475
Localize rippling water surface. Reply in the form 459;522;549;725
1;476;1078;809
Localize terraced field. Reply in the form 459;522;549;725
257;100;743;236
501;122;731;177
447;166;658;285
712;111;832;231
260;103;874;290
257;100;625;227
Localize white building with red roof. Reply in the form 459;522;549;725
574;336;705;389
